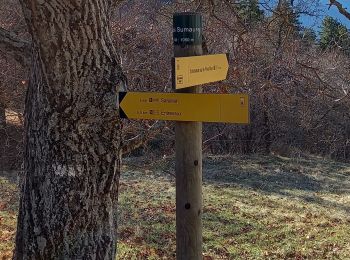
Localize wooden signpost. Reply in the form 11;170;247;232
173;54;229;89
173;13;204;260
119;12;250;260
119;92;249;123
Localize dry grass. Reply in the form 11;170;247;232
0;171;18;260
1;154;350;259
117;154;350;259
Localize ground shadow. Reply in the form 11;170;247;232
202;155;350;213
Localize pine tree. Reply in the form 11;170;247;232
301;27;317;44
273;0;301;36
237;0;264;25
320;16;350;54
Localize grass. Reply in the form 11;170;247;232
1;154;350;259
0;171;18;259
117;154;350;259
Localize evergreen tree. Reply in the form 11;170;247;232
320;16;350;54
301;27;317;44
237;0;264;25
274;0;301;35
267;0;301;47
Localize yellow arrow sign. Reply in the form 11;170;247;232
173;54;229;89
119;92;249;123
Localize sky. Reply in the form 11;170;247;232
299;0;350;31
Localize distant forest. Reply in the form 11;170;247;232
1;0;350;170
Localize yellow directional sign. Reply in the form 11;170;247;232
173;54;229;89
119;92;249;123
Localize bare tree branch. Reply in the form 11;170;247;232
329;0;350;21
0;27;31;67
122;132;152;155
122;121;163;155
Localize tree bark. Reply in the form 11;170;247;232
14;1;123;259
0;101;5;128
262;95;272;154
0;101;6;165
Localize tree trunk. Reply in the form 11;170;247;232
262;94;272;154
14;1;122;259
0;101;5;128
0;101;6;166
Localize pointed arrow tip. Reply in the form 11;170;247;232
119;92;127;103
225;53;229;68
119;92;128;118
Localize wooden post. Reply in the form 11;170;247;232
173;12;203;260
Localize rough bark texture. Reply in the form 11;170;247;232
0;101;5;127
14;1;122;259
0;102;5;163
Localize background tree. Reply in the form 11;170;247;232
328;0;350;21
271;0;301;42
301;27;317;44
0;0;29;170
320;16;350;54
237;0;264;25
